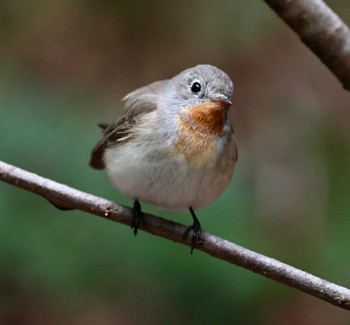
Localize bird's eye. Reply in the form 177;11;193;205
190;82;201;93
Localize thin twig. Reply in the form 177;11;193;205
1;160;350;309
263;0;350;91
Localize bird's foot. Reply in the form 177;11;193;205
183;207;202;254
132;199;144;235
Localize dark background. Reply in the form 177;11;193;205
1;1;350;324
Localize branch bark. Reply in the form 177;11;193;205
1;160;350;310
263;0;350;91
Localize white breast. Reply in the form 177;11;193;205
104;134;235;211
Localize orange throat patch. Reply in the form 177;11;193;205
179;101;227;136
174;101;228;168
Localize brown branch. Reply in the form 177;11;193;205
263;0;350;91
1;159;350;309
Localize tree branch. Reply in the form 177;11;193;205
1;160;350;309
263;0;350;91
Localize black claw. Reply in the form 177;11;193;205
183;207;202;254
132;199;143;235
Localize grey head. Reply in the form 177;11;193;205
163;64;234;110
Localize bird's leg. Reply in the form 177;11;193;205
132;199;143;236
183;207;202;254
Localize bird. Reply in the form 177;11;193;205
89;64;237;253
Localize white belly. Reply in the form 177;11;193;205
104;141;234;210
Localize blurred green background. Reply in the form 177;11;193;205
1;1;350;324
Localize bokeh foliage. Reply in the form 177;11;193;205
1;1;350;324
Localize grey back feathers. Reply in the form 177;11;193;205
89;81;166;169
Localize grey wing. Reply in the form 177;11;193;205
89;118;132;169
89;79;167;170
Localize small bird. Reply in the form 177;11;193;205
90;64;237;252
